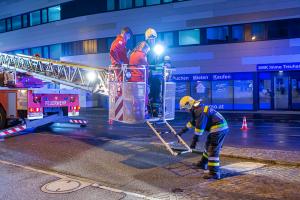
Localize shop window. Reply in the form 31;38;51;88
49;44;62;60
83;40;97;54
22;14;28;28
212;80;233;110
231;25;244;42
30;10;41;26
119;0;133;9
135;0;144;7
234;80;253;110
107;0;115;11
48;6;61;22
175;82;190;109
6;18;12;31
206;26;229;44
0;20;6;33
259;74;272;109
190;81;211;104
292;76;300;110
179;29;200;46
268;20;288;39
251;23;265;40
146;0;161;5
12;16;22;30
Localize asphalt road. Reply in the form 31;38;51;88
0;108;300;199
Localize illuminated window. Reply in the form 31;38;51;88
49;44;62;60
48;6;61;22
107;0;115;11
83;40;97;54
179;29;200;45
206;26;229;44
135;0;144;7
251;23;265;40
119;0;132;9
30;10;41;26
232;25;244;42
146;0;160;5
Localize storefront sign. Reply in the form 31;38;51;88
257;63;300;71
172;73;233;82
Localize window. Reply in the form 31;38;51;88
49;44;62;60
135;0;144;7
146;0;160;6
251;23;265;40
163;0;173;2
231;25;244;42
83;40;97;54
97;38;108;53
6;18;12;31
179;29;200;45
22;14;28;28
191;81;211;104
289;19;300;38
12;16;22;30
259;73;272;110
30;10;41;26
23;49;30;55
175;82;190;109
134;34;144;44
0;20;6;33
31;47;42;56
162;32;174;47
206;26;229;44
234;80;253;110
106;37;115;51
43;46;49;58
119;0;132;9
212;80;233;110
42;9;48;23
48;5;61;22
268;20;288;39
107;0;115;11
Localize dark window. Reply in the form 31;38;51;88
251;23;265;41
179;29;200;45
135;0;144;7
12;15;22;30
49;44;62;60
268;20;288;39
146;0;160;5
106;37;115;51
30;10;41;26
134;34;144;44
42;9;48;23
48;5;61;22
6;18;12;31
206;26;229;44
22;14;28;28
231;25;244;42
289;19;300;38
119;0;133;9
0;20;6;33
107;0;115;11
97;38;108;53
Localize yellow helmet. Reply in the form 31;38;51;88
179;96;195;110
145;28;157;40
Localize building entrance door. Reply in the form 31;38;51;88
274;75;289;110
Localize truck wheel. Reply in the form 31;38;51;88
0;107;6;129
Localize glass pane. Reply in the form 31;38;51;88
22;14;28;28
97;38;108;53
119;0;132;9
107;0;115;10
163;0;173;2
107;37;115;51
190;81;211;104
43;46;49;58
12;16;22;30
146;0;160;5
0;20;6;33
48;5;61;22
30;10;41;26
259;79;271;109
251;23;265;40
31;47;42;57
234;80;253;110
175;82;190;109
23;49;30;55
292;78;300;109
42;9;48;23
163;32;174;46
212;80;233;110
206;26;229;43
49;44;62;60
268;21;288;39
6;18;12;31
179;29;200;45
289;19;300;38
135;0;144;6
83;40;97;54
274;76;289;109
232;25;244;42
134;34;144;44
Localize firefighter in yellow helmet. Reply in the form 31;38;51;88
178;96;229;180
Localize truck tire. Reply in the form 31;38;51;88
0;106;6;129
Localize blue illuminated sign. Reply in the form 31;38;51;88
257;63;300;71
172;73;235;82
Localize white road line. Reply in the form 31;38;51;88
0;159;159;200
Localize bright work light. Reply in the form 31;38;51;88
154;44;164;56
86;71;96;81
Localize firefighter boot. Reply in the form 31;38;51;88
193;161;208;170
203;172;221;180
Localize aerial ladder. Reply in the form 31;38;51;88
0;53;191;156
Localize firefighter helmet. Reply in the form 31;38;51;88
179;96;195;110
145;28;157;40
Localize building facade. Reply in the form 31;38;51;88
0;0;300;110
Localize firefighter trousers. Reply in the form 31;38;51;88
199;129;229;174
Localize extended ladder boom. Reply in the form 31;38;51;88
0;53;108;95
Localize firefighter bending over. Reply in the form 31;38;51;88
177;96;229;180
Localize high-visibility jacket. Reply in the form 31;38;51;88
128;50;148;82
110;35;129;65
186;104;228;135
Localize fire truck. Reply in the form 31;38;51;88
0;52;191;156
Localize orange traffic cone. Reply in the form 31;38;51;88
241;116;248;130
